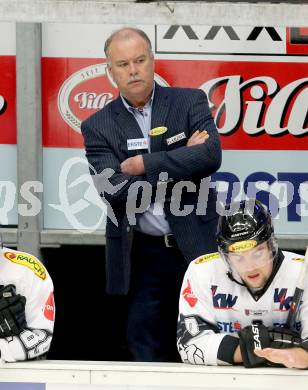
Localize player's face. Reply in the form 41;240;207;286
228;242;273;289
107;33;154;108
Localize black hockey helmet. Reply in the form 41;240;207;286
217;199;276;256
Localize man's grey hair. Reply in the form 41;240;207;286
104;27;152;59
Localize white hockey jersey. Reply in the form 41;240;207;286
177;250;308;366
0;247;55;362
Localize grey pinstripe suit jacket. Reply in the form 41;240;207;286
81;83;222;294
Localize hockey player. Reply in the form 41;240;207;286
177;199;308;368
0;243;54;362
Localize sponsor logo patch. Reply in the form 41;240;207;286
166;132;186;145
217;320;241;333
182;279;198;307
228;240;257;253
44;292;55;321
252;324;262;349
273;288;293;311
195;252;220;264
184;317;200;337
149;126;168;136
3;251;47;280
212;285;238;310
244;309;268;317
127;138;148;150
292;257;304;262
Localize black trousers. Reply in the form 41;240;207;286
126;231;188;362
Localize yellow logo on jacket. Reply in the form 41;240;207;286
149;126;167;136
3;251;47;280
292;257;304;263
195;252;220;264
228;240;257;253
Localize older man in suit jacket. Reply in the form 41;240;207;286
81;27;222;362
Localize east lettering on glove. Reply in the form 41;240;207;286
239;323;302;368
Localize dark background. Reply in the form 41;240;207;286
42;245;130;361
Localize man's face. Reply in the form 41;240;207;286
228;242;273;289
107;33;155;107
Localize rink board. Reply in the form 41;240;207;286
0;361;308;389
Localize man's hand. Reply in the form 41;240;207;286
254;347;308;369
120;155;145;175
233;345;243;363
239;324;304;368
186;130;209;147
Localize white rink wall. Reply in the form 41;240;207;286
0;1;308;26
0;360;308;389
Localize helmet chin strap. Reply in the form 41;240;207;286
226;271;246;287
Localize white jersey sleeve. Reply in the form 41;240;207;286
177;253;239;366
299;261;308;347
0;248;55;362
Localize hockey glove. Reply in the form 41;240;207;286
238;324;270;367
239;324;303;368
268;326;302;349
0;284;27;338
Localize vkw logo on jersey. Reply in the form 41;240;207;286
273;288;293;311
211;285;238;310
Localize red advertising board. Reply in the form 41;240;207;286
0;56;16;144
41;57;308;150
1;25;308;150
